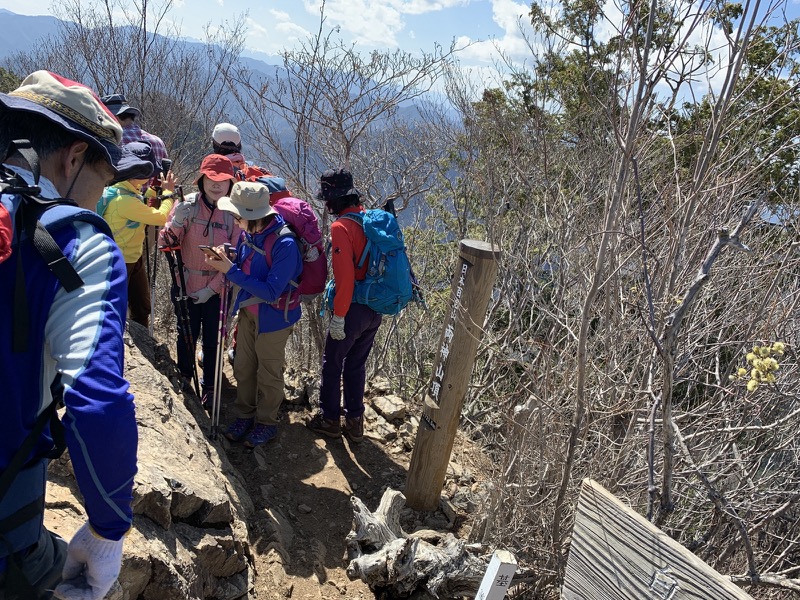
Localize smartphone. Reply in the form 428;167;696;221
199;245;222;258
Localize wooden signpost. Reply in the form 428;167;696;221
562;479;754;599
405;239;500;511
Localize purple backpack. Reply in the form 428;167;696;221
256;177;327;300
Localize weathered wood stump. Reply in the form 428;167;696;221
346;488;488;598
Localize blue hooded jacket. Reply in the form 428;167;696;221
226;214;303;332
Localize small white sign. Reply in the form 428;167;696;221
475;550;517;600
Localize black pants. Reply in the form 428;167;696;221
171;286;220;392
0;527;67;599
126;257;151;328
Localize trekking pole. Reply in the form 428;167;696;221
211;278;230;440
149;226;158;336
147;159;170;337
144;225;153;335
161;244;200;398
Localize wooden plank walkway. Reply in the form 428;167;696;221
562;479;753;599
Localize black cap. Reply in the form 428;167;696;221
101;93;141;119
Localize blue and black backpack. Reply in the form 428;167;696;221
325;208;415;315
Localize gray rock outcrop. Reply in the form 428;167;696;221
45;323;256;600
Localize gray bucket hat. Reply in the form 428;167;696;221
217;181;277;220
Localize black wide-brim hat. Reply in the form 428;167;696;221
100;93;141;118
316;168;361;202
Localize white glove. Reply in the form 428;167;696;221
191;286;216;304
53;522;124;600
329;315;346;340
304;246;320;262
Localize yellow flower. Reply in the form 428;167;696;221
772;342;785;353
737;367;747;376
751;368;761;380
747;380;759;392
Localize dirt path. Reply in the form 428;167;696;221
214;372;413;599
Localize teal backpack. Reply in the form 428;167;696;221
325;209;413;315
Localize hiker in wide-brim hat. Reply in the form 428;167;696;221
307;168;378;443
0;70;141;600
101;91;169;169
206;179;303;449
97;141;176;330
216;180;277;221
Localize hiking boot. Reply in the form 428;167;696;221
244;424;277;448
224;417;254;442
307;412;341;439
343;415;364;443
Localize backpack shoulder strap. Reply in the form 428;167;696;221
242;225;295;262
9;192;111;353
337;212;370;268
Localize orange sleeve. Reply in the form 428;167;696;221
331;220;356;317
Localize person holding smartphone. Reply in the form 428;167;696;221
204;181;302;448
158;154;241;409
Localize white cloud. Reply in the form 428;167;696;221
455;0;535;65
305;0;405;47
300;0;470;47
245;14;310;53
387;0;470;16
274;21;312;44
246;17;268;38
269;9;291;22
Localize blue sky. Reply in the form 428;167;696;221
0;0;531;68
2;0;799;86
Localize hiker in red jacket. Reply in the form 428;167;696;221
307;169;381;443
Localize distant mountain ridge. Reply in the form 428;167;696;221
0;9;281;75
0;9;62;60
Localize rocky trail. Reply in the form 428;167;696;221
218;369;493;599
44;323;494;600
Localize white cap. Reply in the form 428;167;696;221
212;122;241;146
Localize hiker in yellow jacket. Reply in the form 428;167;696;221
98;141;175;328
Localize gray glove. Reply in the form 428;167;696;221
304;246;320;262
329;315;346;340
169;201;191;228
191;286;216;304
